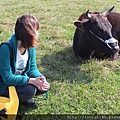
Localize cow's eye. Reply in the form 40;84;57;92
97;26;103;32
99;28;103;31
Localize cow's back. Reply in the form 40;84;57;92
73;28;93;58
73;28;83;57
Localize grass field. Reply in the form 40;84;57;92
0;0;120;119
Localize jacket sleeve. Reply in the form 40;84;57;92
0;44;29;86
27;48;44;78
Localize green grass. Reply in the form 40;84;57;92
0;0;120;118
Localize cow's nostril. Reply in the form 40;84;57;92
112;47;119;53
108;42;119;48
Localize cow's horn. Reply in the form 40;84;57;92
86;10;92;19
103;6;115;16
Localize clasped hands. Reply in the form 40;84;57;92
37;76;50;91
28;76;50;91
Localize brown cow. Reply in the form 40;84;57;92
73;6;120;60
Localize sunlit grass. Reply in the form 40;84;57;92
0;0;120;117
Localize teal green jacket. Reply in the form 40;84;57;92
0;33;43;95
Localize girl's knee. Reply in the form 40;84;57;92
16;85;37;102
24;85;37;97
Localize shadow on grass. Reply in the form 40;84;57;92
16;104;36;119
18;47;95;115
40;46;93;84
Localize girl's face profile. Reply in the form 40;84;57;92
36;30;39;40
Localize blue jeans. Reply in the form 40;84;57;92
1;85;46;103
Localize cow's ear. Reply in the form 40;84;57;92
74;20;85;31
74;20;81;27
74;20;84;31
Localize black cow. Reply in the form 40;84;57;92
73;6;119;60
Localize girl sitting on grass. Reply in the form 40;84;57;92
0;14;50;108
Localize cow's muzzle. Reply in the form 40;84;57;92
105;38;119;53
89;30;119;52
